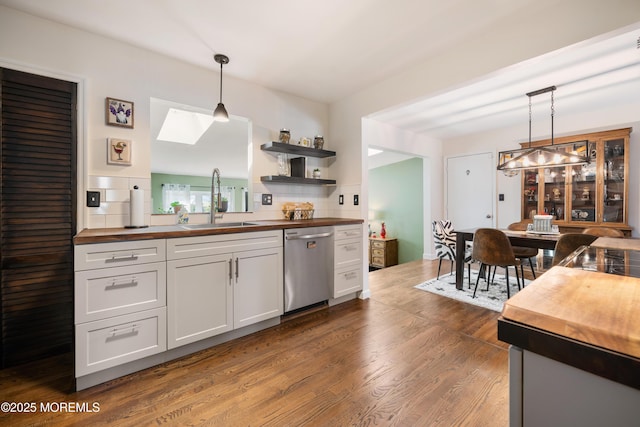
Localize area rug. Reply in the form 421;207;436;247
414;270;530;312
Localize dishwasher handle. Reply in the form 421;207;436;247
285;231;333;240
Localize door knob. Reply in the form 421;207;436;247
486;214;492;218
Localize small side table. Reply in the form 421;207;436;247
369;237;398;269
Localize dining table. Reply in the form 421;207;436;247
453;227;562;290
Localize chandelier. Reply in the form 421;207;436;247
497;86;590;172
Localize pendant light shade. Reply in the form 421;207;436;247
497;86;590;172
213;54;230;122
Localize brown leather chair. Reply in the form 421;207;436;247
552;233;598;266
471;228;521;299
582;227;625;238
507;222;538;280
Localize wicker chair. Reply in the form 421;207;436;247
582;227;625;238
432;220;473;285
471;228;521;299
552;233;598;266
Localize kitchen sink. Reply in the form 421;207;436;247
180;222;258;230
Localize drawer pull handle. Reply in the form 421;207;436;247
344;245;358;251
344;272;357;280
235;257;239;282
107;277;138;289
109;324;138;337
106;253;138;263
229;258;233;282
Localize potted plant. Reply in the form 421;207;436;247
312;168;321;179
216;197;228;213
170;201;182;213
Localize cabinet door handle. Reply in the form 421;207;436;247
107;277;138;289
106;253;138;263
109;323;137;337
228;258;233;283
235;257;239;282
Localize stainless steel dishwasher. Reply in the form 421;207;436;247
284;226;334;313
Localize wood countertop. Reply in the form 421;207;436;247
502;266;640;359
591;236;640;251
499;265;640;389
74;217;364;244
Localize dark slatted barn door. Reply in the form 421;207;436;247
0;68;77;367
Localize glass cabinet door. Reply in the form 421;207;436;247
522;170;539;219
542;167;566;220
570;159;596;223
603;138;625;223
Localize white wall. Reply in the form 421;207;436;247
0;6;331;229
330;1;640;237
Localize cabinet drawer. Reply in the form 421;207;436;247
167;230;282;260
335;239;362;268
75;240;166;271
371;248;385;257
371;257;385;267
335;225;362;241
75;307;166;376
371;240;386;249
75;262;166;323
334;266;362;298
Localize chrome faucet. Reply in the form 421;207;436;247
210;168;223;224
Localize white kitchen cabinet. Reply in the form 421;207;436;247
234;246;283;329
167;254;233;349
75;261;166;323
166;230;283;349
509;347;640;427
75;307;166;377
74;239;167;376
333;225;363;298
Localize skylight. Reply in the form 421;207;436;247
157;108;214;145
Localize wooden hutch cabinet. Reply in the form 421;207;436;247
520;128;631;235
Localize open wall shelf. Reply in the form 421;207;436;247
260;176;336;185
260;141;336;158
260;141;337;185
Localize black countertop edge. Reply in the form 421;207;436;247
498;317;640;390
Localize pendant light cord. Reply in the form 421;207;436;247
528;95;532;148
550;89;554;146
219;62;223;103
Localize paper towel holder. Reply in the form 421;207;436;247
125;185;149;229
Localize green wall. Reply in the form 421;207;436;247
369;157;424;264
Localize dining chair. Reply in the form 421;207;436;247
552;233;598;266
471;228;521;299
582;227;625;238
507;221;538;280
432;220;473;285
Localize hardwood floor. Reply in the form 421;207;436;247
0;259;508;426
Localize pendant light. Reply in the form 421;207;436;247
497;86;590;172
213;53;230;122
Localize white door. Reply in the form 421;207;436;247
447;152;494;230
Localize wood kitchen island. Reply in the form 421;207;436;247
498;245;640;426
